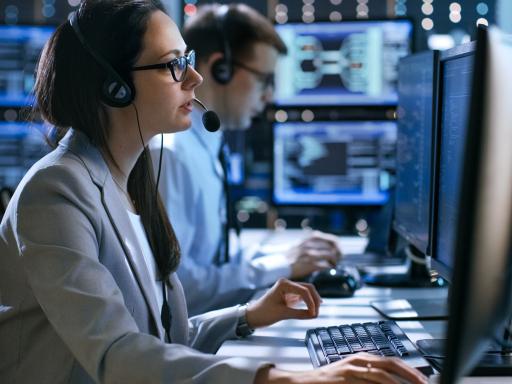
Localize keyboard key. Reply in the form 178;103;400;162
327;355;342;364
339;325;365;352
328;327;352;355
352;324;378;351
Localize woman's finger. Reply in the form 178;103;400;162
298;282;322;311
278;280;317;316
348;355;427;384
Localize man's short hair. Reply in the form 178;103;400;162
183;3;287;64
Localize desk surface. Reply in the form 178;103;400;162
218;230;511;383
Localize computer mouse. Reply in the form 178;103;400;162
309;266;360;298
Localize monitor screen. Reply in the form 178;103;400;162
432;42;475;280
0;121;49;189
0;25;55;107
272;120;396;206
274;20;413;106
393;50;437;254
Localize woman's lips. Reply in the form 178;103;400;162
179;100;193;113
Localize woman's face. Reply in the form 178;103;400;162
131;10;202;135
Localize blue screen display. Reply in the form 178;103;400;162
0;121;49;188
393;51;436;254
0;25;55;107
273;120;396;205
274;20;413;106
435;53;474;272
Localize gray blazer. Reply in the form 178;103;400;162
0;130;268;383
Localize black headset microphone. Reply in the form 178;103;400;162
193;98;220;132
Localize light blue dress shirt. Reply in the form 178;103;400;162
150;108;291;315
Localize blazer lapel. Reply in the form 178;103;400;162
101;178;165;340
61;130;165;340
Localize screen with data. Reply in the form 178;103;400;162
0;121;49;189
393;51;437;254
434;45;475;275
274;20;413;106
0;25;55;107
273;121;396;205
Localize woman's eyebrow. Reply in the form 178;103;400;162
158;47;187;60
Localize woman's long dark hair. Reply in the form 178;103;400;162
33;0;180;281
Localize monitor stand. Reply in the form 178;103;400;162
362;245;446;288
363;245;448;320
416;338;512;376
371;297;448;320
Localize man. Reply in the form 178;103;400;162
151;3;341;315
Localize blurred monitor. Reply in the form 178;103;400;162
274;20;413;106
0;24;55;107
441;26;512;383
272;120;396;206
0;121;49;189
393;50;439;256
431;41;476;280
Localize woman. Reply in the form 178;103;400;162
0;1;427;383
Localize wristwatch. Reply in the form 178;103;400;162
236;303;255;338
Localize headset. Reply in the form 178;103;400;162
68;10;134;108
210;5;233;85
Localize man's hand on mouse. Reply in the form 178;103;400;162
286;230;343;279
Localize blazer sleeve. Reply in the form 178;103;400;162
15;164;270;384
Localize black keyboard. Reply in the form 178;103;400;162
305;320;433;375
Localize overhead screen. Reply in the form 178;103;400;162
274;20;413;106
0;121;49;189
273;120;396;206
0;25;54;107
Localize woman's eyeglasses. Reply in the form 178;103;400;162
132;50;195;82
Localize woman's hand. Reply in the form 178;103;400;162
255;353;428;384
245;278;322;329
311;353;428;384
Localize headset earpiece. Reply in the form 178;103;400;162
101;73;133;108
211;5;233;85
211;57;232;85
69;10;134;108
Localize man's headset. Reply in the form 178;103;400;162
210;5;233;85
69;10;134;108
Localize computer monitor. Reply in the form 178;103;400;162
0;24;55;107
274;20;413;106
441;26;512;383
364;50;444;292
0;121;49;189
428;40;476;282
392;50;439;256
272;120;396;206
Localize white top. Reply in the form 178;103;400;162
126;210;164;313
149;108;291;316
